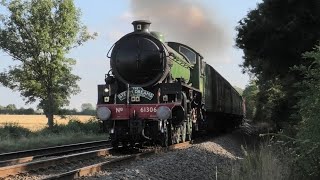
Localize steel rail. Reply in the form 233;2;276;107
0;148;111;178
0;140;110;162
0;144;109;167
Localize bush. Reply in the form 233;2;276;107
0;123;31;140
37;117;102;135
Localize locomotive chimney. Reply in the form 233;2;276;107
132;20;151;33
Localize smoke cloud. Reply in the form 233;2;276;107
129;0;232;65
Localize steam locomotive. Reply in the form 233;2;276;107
97;20;244;147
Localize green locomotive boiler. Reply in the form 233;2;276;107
97;20;244;147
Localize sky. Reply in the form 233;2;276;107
0;0;261;110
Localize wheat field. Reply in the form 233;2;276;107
0;115;95;131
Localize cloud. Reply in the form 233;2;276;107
128;0;233;65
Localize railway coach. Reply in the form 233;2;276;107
97;20;244;148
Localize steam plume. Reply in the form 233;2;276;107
129;0;232;64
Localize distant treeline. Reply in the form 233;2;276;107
0;106;37;115
58;108;96;116
0;104;96;116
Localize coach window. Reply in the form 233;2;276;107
179;46;196;64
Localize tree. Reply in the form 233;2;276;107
292;44;320;178
6;104;16;111
81;103;94;111
20;107;34;114
236;0;320;126
236;0;320;81
0;0;96;127
242;81;258;120
81;103;95;115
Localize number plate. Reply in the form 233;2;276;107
139;106;157;113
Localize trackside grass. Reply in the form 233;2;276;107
0;118;107;153
230;143;290;180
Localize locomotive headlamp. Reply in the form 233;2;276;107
156;106;171;120
97;106;111;120
104;88;109;93
104;96;110;103
163;95;168;102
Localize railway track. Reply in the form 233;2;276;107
0;140;110;167
0;141;190;179
45;142;190;180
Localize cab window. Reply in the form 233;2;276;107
179;46;196;64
